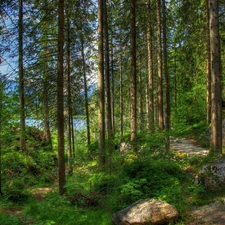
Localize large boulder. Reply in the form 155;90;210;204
111;199;178;225
195;158;225;190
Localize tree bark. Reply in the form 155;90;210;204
139;57;144;131
206;0;211;125
147;0;154;132
130;0;137;150
174;46;177;110
19;0;26;151
209;0;222;153
111;39;115;136
57;0;66;195
120;53;123;141
71;111;75;158
103;0;113;141
66;14;72;173
81;38;91;156
162;0;170;152
156;0;164;131
43;62;52;151
98;0;106;166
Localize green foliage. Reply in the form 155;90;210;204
187;184;206;205
0;121;222;225
136;131;166;152
24;192;112;225
2;137;223;224
1;126;57;198
172;115;209;140
26;126;52;151
88;140;98;157
120;178;148;202
0;212;23;225
93;175;117;196
2;147;56;193
120;158;187;208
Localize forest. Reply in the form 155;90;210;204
0;0;225;224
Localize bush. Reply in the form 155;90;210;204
0;213;23;225
1;126;58;195
120;158;187;207
93;176;117;196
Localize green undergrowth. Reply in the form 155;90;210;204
22;154;208;224
1;126;57;197
23;192;112;225
1;128;224;224
0;212;24;225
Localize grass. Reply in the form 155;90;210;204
0;155;204;224
0;212;24;225
1;128;225;224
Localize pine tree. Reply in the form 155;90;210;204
209;0;222;153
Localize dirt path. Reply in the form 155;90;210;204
170;137;209;156
0;182;58;224
170;138;225;225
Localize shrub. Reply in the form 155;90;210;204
120;158;187;207
0;213;23;225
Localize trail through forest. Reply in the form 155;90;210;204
170;138;225;225
170;138;209;156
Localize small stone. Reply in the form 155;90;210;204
120;142;132;153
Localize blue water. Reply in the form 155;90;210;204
25;118;86;131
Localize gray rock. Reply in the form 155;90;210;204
120;142;132;153
111;199;178;225
195;158;225;190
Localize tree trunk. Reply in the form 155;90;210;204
81;38;91;156
156;0;164;131
120;53;123;141
19;0;26;151
174;47;177;109
66;14;72;174
130;0;137;151
103;0;113;141
98;0;106;166
147;0;154;133
43;64;52;151
162;0;170;152
139;58;144;131
209;0;222;153
145;76;149;129
57;0;66;195
206;0;211;124
111;40;115;136
71;111;75;158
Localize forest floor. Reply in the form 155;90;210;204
2;138;225;225
170;138;225;225
27;138;225;225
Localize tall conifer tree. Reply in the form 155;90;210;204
57;0;66;195
19;0;26;151
130;0;137;150
209;0;222;153
98;0;106;166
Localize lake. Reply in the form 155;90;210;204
25;118;86;131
